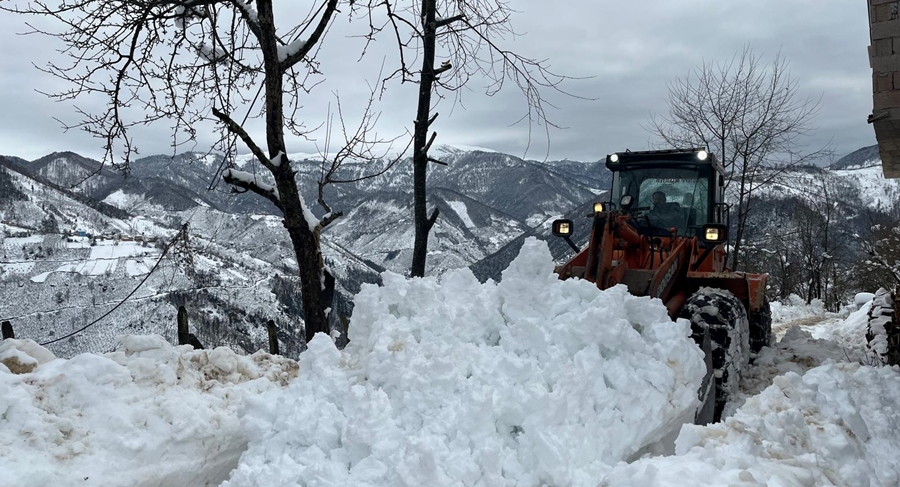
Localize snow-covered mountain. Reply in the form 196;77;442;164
0;146;610;357
3;146;610;274
2;144;899;357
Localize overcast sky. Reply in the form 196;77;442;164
0;0;876;164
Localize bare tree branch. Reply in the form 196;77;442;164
210;105;273;171
4;0;407;346
647;45;827;270
222;168;283;211
279;0;339;71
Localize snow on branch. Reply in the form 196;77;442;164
435;14;465;28
277;0;337;70
277;38;308;63
231;0;258;24
223;168;282;211
270;151;285;167
197;41;227;63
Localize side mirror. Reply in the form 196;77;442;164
551;219;579;252
552;219;573;237
701;224;728;244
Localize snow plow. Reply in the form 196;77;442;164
551;148;772;423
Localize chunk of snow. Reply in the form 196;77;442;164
855;292;876;307
277;38;307;62
270;151;285;167
0;339;57;374
233;0;258;22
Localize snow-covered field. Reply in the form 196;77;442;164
2;239;899;486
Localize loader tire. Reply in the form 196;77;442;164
679;289;751;422
692;327;716;425
748;298;773;356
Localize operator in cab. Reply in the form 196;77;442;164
647;190;682;231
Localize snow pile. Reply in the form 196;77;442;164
803;296;874;354
770;294;830;324
731;324;864;415
0;336;298;487
224;238;707;487
603;362;900;486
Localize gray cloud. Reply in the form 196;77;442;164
0;0;877;164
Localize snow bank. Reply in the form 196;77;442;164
224;238;706;487
0;336;298;487
728;323;868;419
771;294;829;324
804;296;874;354
603;362;900;486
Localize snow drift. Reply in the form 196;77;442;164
602;362;900;486
223;238;706;487
0;335;298;487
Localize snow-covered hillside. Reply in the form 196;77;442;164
2;144;899;358
2;239;899;487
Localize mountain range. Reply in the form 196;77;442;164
1;144;897;358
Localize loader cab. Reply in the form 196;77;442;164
605;149;726;238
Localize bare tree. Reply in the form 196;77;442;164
4;0;398;344
648;46;827;270
857;209;900;291
361;0;573;277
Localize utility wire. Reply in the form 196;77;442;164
40;224;189;347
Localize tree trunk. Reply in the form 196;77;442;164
1;321;13;340
410;0;439;278
267;320;279;355
281;191;331;343
732;161;752;271
258;0;331;341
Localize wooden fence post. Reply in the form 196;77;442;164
176;306;204;349
267;320;279;355
1;321;13;340
177;306;190;345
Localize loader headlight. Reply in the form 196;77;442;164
620;195;633;209
697;150;709;161
609;154;619;163
552;219;574;237
701;224;728;243
593;202;607;213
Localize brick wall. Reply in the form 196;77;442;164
869;0;900;178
